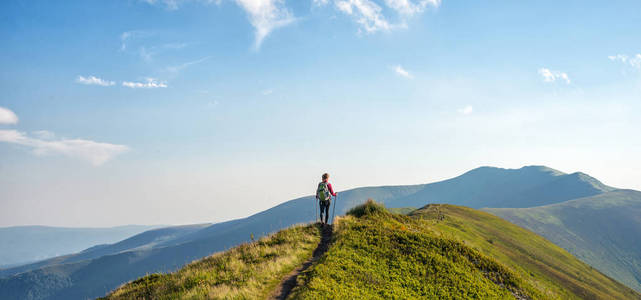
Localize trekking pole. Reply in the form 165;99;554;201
315;198;319;223
331;194;337;225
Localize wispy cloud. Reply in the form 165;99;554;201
0;107;19;125
141;0;293;49
261;88;273;95
120;30;153;51
384;0;441;16
141;0;221;10
76;75;116;86
335;0;392;33
122;78;168;88
457;105;473;115
0;129;129;166
322;0;440;33
139;43;188;62
32;130;55;139
609;54;641;70
538;68;570;84
234;0;296;49
167;56;210;72
393;65;413;79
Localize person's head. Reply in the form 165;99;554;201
322;173;329;182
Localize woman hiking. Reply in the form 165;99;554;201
316;173;337;225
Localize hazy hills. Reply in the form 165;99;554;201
0;165;634;299
0;225;159;268
104;202;640;299
486;189;641;291
392;166;614;208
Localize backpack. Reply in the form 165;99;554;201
316;182;331;202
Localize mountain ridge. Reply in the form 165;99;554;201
104;201;640;299
0;165;630;299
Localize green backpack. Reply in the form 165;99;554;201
317;182;331;202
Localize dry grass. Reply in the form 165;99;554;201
102;224;321;300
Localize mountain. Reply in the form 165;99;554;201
0;224;210;278
0;166;624;299
485;190;641;292
392;166;614;208
103;201;640;299
0;225;160;268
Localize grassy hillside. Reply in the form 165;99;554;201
291;201;638;299
103;224;321;299
106;201;639;299
485;190;641;292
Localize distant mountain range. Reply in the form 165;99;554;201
1;165;639;299
0;225;160;268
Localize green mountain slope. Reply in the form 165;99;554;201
105;201;639;299
103;225;321;299
485;190;641;292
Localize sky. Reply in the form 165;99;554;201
1;0;640;227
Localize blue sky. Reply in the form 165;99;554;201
1;0;640;227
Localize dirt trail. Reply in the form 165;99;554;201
267;224;333;300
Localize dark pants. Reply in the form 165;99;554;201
319;200;330;224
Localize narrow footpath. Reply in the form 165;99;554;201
268;224;333;300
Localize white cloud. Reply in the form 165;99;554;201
76;75;116;86
458;105;473;115
384;0;440;16
609;54;641;69
138;43;187;62
120;30;152;51
325;0;439;33
167;56;210;72
141;0;293;48
234;0;295;49
335;0;392;33
0;130;129;166
32;130;55;140
393;64;413;79
538;68;570;84
261;88;273;95
141;0;221;10
122;78;168;88
0;107;19;125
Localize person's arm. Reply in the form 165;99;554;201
327;183;337;197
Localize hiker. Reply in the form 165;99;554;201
316;173;337;225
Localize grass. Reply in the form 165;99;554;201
412;204;639;299
290;200;535;299
289;201;640;299
484;190;641;292
101;224;321;300
386;207;416;215
102;200;640;300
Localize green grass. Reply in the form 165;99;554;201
101;224;321;300
485;190;641;292
290;201;640;299
102;200;640;300
387;207;416;215
414;204;639;299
